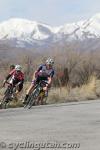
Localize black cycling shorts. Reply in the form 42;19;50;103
12;79;24;92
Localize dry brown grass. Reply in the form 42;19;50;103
47;75;98;104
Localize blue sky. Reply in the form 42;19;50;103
0;0;100;25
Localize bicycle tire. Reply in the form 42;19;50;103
1;86;13;109
25;87;40;109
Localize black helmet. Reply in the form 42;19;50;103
10;64;15;69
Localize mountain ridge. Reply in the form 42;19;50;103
0;13;100;48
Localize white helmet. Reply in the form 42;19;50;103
46;58;54;66
15;65;22;71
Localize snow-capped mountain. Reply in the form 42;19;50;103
0;13;100;48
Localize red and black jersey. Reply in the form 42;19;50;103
6;69;24;81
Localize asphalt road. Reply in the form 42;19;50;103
0;100;100;150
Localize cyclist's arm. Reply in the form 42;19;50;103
3;74;11;84
5;69;15;81
5;74;11;81
3;74;11;87
47;70;55;87
3;69;15;87
32;65;43;81
47;77;52;86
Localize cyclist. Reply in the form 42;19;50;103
3;65;24;99
9;64;15;71
23;58;55;104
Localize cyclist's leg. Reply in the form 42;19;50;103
11;79;19;100
43;81;51;97
23;80;36;104
15;81;24;101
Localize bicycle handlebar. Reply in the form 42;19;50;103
40;80;48;84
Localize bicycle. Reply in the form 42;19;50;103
1;82;17;109
24;80;48;109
